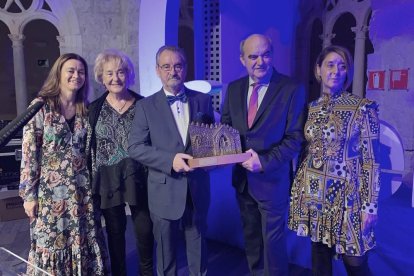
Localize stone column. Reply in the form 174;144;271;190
56;35;67;54
8;34;28;114
319;33;336;49
351;25;368;98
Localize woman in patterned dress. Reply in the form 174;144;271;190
288;45;380;275
19;53;109;275
88;49;154;276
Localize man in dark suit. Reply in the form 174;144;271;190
128;46;213;276
221;34;307;275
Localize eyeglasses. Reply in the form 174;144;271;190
158;63;185;72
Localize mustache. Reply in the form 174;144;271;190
169;75;181;80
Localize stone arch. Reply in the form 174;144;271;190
23;19;60;102
294;1;324;102
296;0;372;99
309;18;324;102
0;0;82;114
331;12;357;52
325;11;356;37
0;20;15;119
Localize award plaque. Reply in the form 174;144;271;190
188;122;251;168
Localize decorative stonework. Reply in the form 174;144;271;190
324;0;339;11
319;33;336;47
189;123;242;158
0;0;82;115
0;0;52;15
0;0;29;13
351;25;369;39
7;34;25;47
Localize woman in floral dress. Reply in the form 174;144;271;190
288;45;380;275
19;53;109;275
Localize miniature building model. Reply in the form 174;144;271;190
189;123;243;158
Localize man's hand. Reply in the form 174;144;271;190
23;200;38;219
173;153;194;173
241;149;263;173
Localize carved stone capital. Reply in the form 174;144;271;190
319;33;336;47
351;25;369;39
56;35;65;45
8;34;25;47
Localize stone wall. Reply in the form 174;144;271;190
367;0;414;182
71;0;141;100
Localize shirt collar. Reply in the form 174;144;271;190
248;77;270;88
163;88;185;97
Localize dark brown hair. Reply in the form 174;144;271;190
38;53;89;115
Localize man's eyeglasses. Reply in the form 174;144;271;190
158;64;185;72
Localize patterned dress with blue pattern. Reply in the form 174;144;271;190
288;92;380;256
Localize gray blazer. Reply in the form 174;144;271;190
128;88;214;220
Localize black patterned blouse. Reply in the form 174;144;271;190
95;100;136;170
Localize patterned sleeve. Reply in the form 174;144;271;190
19;99;44;202
358;100;381;215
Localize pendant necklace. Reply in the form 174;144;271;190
109;97;127;112
116;100;127;112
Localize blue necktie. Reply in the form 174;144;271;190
167;93;188;105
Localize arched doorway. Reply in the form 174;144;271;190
332;12;356;53
23;19;59;102
0;0;82;114
308;19;323;102
331;12;356;92
0;20;15;119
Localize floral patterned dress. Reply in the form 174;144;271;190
288;92;380;256
19;99;109;275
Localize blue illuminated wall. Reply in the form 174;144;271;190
220;0;300;83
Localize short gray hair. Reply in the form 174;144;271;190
94;49;135;86
155;45;187;65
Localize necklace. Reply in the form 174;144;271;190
116;100;127;112
108;97;128;112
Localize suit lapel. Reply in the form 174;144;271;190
187;89;198;124
185;89;197;149
154;90;185;147
240;78;250;131
251;71;285;128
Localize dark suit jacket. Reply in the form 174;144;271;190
221;69;307;202
128;88;214;220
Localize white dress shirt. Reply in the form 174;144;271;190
246;78;270;109
164;89;189;145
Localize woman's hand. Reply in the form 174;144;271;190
361;212;377;234
23;200;38;219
